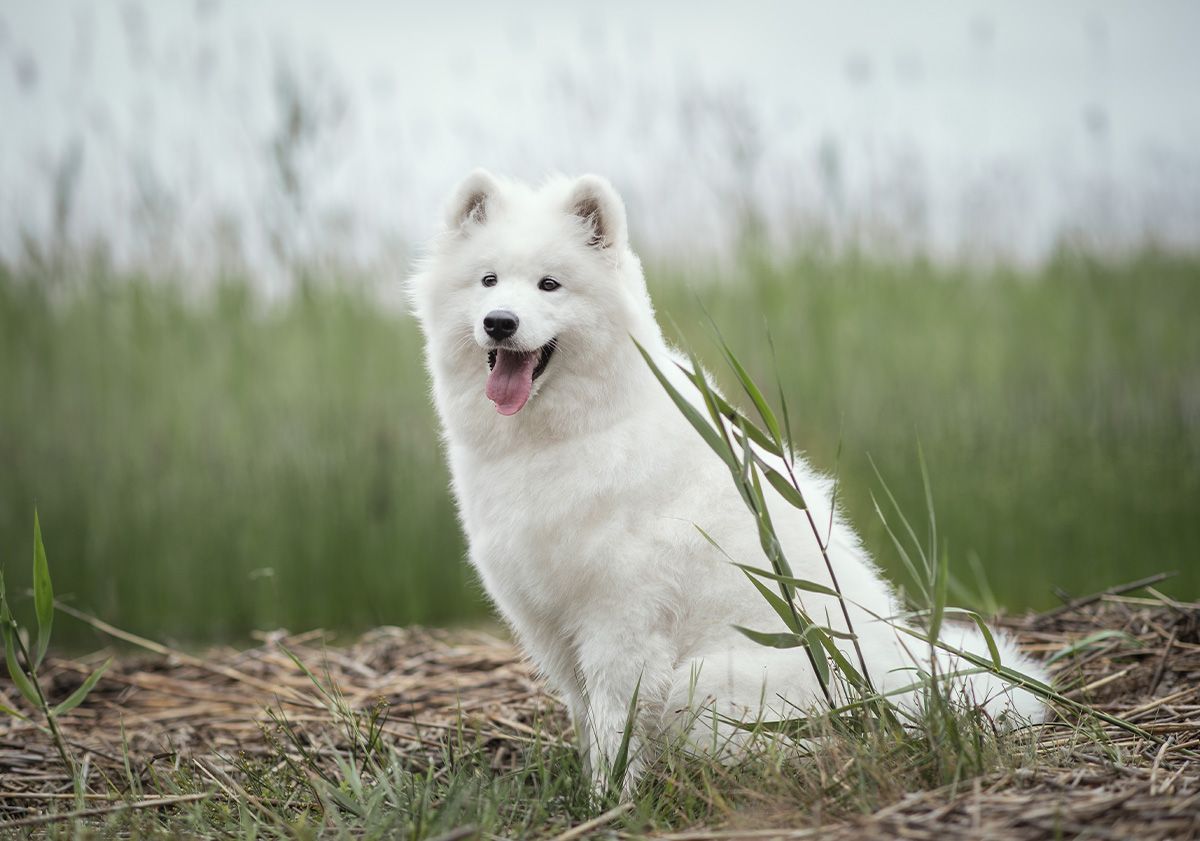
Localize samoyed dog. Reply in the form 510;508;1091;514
409;170;1048;787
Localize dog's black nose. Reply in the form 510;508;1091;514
483;310;519;340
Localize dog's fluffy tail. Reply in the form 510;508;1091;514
929;623;1050;726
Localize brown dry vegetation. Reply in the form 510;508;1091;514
2;594;1198;840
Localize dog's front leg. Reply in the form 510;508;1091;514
576;625;672;796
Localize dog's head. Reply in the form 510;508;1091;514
411;171;651;417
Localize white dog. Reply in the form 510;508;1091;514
410;171;1048;787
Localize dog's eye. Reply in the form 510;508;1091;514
481;273;498;287
538;277;561;292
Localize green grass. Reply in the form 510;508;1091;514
1;249;1197;646
652;248;1200;611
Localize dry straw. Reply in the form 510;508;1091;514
1;592;1197;838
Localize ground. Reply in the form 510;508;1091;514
2;593;1198;839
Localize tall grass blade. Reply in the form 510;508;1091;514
0;571;37;703
3;624;39;705
918;442;938;582
682;343;737;455
916;445;948;692
694;525;735;563
731;432;809;508
765;325;795;459
701;308;784;450
813;630;867;692
824;434;845;548
964;611;1002;669
32;510;54;668
869;491;930;605
739;570;802;634
0;701;34;724
869;457;929;590
965;550;1001;615
732;625;813;650
608;673;642;795
732;563;840;597
817;667;995;716
1046;630;1139;664
279;645;340;709
676;363;782;456
737;418;755;489
929;544;950;647
889;605;1005;669
633;340;738;476
758;459;808;510
52;658;113;716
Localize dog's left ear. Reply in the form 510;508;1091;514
567;175;627;251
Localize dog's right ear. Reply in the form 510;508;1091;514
445;169;500;232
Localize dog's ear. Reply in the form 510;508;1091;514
567;175;627;250
445;169;500;232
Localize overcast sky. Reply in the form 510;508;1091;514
2;1;1198;275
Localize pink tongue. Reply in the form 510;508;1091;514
486;349;538;415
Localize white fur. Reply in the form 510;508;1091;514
409;171;1049;787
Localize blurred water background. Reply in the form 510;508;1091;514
1;1;1197;645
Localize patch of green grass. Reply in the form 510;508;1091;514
0;269;481;644
0;249;1197;646
652;247;1200;610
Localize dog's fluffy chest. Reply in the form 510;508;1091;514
448;419;697;619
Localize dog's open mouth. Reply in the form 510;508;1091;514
485;340;556;416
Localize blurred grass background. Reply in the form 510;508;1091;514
2;249;1197;646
